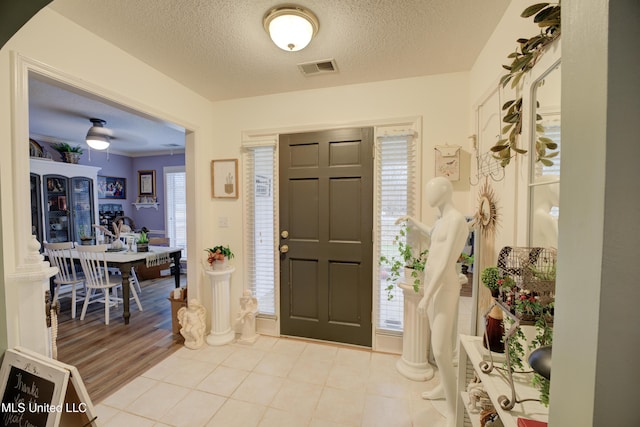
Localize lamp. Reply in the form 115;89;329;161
263;6;319;51
86;118;111;150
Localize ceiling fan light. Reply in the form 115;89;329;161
264;6;319;52
86;133;110;150
86;118;111;150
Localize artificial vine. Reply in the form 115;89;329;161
492;2;561;167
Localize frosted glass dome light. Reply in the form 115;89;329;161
263;6;319;52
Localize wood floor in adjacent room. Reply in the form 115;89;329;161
55;275;186;404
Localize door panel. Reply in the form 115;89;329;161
280;128;373;346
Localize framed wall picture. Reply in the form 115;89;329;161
97;176;126;199
138;170;156;197
211;159;238;199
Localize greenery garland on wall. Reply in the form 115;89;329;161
492;2;561;167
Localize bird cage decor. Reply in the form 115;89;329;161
497;246;557;322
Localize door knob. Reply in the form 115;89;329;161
280;244;289;254
281;230;289;239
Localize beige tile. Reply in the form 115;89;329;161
161;389;225;427
142;355;185;381
271;338;307;357
196;365;249;397
410;398;447;427
326;364;368;392
206;399;266;427
103;411;156;427
161;358;218;389
309;420;353;427
270;378;323;416
231;372;284;406
309;418;352;427
94;404;119;424
250;335;279;351
334;348;371;372
288;358;332;385
221;347;266;371
300;342;338;363
126;382;190;420
369;352;399;373
101;376;158;409
176;343;235;365
259;407;311;427
314;387;365;426
361;395;412;427
254;351;297;377
366;368;413;399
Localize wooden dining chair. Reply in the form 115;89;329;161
44;242;86;319
76;244;142;325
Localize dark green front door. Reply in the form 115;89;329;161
279;128;373;347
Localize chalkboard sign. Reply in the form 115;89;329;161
0;349;68;427
0;347;97;427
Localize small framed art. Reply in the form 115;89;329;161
211;159;238;199
138;170;156;197
97;176;126;199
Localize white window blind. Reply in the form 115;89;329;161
535;123;561;218
165;167;187;257
375;135;418;332
244;145;276;315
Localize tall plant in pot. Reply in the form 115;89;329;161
379;222;428;300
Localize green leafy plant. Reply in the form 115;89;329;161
206;245;234;264
136;230;149;244
379;222;428;299
51;142;84;154
480;266;501;292
492;2;561;167
458;253;474;265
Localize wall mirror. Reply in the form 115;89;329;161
529;62;561;249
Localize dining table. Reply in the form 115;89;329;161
69;245;183;325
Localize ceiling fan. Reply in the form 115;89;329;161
86;118;112;150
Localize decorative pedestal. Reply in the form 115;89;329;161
204;267;236;346
396;281;434;381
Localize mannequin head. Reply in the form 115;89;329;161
425;177;453;208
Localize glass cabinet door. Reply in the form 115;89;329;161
30;173;43;243
44;175;71;243
71;177;94;242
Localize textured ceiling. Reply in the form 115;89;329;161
50;0;511;102
31;0;510;155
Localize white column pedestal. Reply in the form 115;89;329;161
396;281;434;381
204;267;236;346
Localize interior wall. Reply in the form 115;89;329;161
0;7;213;347
208;72;471;332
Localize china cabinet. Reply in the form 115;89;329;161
30;159;101;244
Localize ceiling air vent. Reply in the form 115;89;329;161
297;59;338;76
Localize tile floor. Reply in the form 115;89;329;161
95;297;473;427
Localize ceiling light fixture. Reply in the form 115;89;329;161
263;5;319;52
86;118;111;150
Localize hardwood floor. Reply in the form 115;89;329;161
55;274;186;404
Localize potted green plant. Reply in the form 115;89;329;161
136;230;150;252
480;266;501;297
379;222;428;300
78;225;94;245
51;142;83;164
206;245;234;270
458;253;474;274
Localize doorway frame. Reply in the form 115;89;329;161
242;116;422;352
9;53;198;346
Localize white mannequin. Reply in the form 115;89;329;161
397;177;468;427
531;174;559;248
